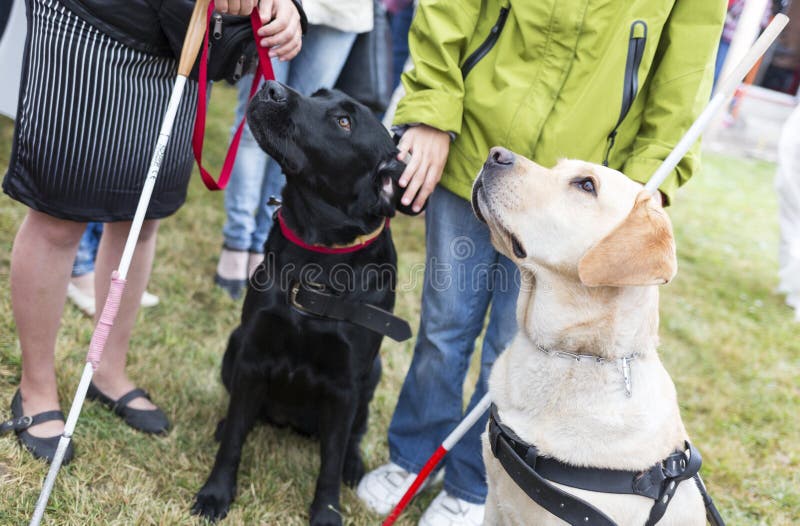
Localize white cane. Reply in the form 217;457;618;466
383;14;790;526
28;1;211;524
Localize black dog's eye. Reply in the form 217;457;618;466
571;177;597;196
337;116;351;131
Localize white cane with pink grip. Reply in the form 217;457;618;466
27;2;212;525
382;14;789;526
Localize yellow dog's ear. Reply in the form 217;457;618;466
578;191;677;287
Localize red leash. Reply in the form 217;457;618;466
191;2;275;190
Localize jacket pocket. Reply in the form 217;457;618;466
603;20;648;166
461;6;510;79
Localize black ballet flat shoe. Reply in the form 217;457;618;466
214;273;247;300
86;383;170;435
1;390;74;465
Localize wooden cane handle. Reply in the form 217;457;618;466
177;0;212;77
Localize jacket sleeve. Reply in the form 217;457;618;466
392;0;481;135
622;0;725;204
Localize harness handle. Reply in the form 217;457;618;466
191;2;275;191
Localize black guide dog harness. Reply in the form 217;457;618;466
488;404;725;526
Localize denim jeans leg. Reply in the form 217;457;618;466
222;59;289;251
72;222;102;277
250;25;358;251
389;2;415;89
388;187;502;501
443;253;519;503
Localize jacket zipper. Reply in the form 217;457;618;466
461;7;510;79
603;20;648;167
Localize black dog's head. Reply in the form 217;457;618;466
247;81;419;224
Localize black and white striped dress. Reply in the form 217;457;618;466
3;0;199;222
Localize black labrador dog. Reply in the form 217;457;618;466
191;81;416;525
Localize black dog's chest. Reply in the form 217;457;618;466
238;232;397;381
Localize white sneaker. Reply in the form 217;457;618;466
357;462;425;516
67;282;96;317
140;290;160;308
418;491;485;526
247;252;264;278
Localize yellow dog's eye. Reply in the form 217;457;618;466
571;177;597;196
337;116;351;131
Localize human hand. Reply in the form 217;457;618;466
215;0;259;16
255;0;303;61
396;125;451;213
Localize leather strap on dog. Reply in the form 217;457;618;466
191;3;275;191
488;404;720;526
489;405;617;526
289;281;412;342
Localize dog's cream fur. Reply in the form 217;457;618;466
474;152;705;525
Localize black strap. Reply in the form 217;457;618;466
535;455;661;500
489;404;710;526
694;474;726;526
290;281;412;342
0;410;65;435
489;406;618;526
113;389;151;416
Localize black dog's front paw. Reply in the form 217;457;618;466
309;504;343;526
342;450;365;487
191;485;235;522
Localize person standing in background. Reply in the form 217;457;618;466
385;0;415;91
214;0;373;299
357;1;725;525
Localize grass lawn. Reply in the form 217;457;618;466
0;84;798;525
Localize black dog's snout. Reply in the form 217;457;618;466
488;146;515;166
264;80;287;103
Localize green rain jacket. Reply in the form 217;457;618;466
393;0;726;204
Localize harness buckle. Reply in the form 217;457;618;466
289;282;303;311
289;281;329;315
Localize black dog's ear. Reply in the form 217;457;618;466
375;157;426;217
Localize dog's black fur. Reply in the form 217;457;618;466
191;81;415;525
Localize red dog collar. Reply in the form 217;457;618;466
277;209;389;254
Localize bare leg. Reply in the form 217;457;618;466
90;219;159;411
11;210;86;437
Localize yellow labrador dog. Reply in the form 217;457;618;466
472;147;707;526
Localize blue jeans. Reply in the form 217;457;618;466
388;187;520;504
713;40;730;92
72;222;103;277
388;2;414;90
222;25;358;252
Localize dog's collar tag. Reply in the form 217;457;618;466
622;356;632;398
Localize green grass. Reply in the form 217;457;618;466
0;84;798;525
